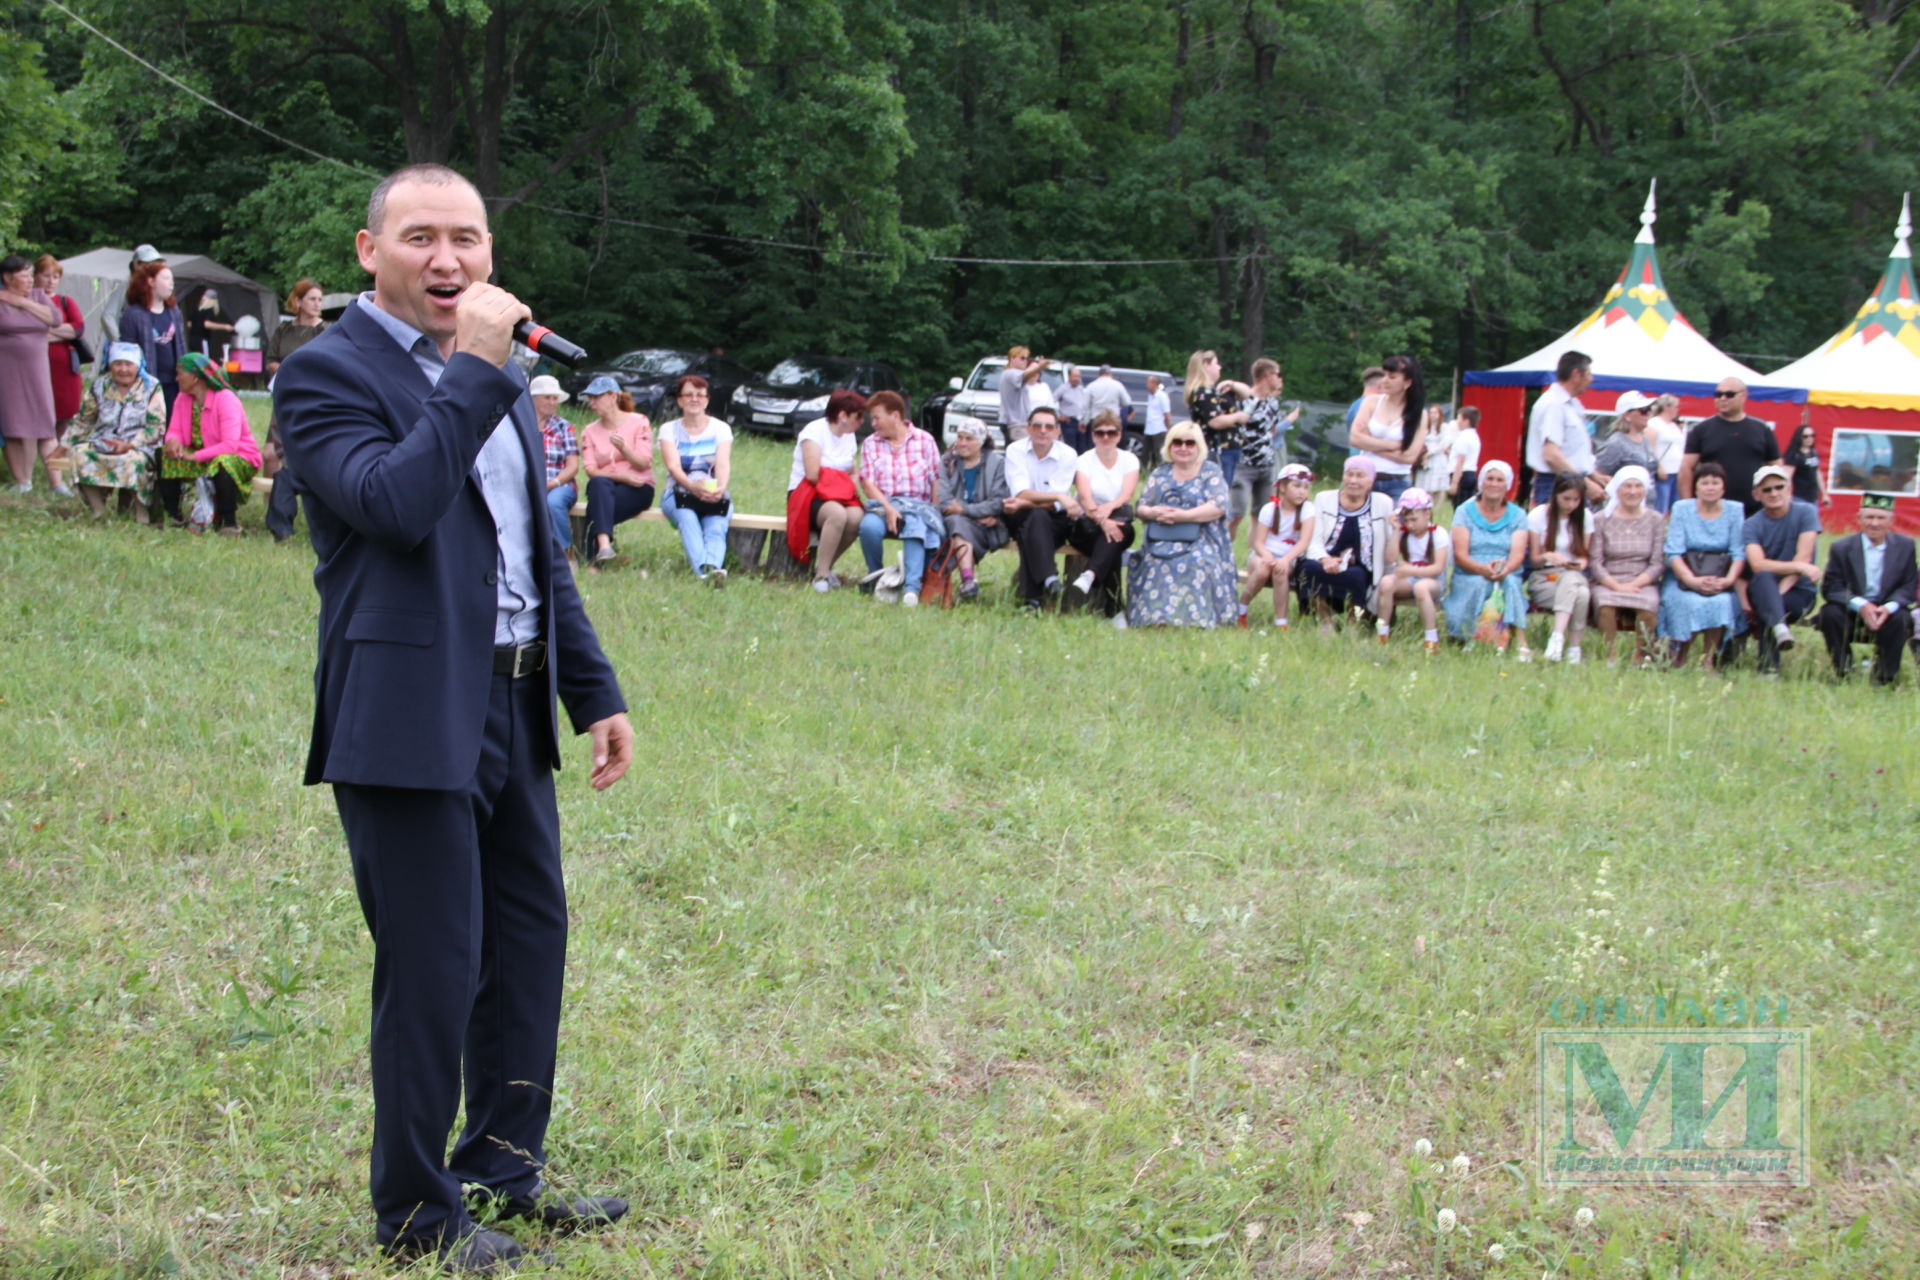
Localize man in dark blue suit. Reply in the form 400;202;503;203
276;164;635;1272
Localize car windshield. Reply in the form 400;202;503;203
767;357;859;389
965;361;1064;393
611;350;692;375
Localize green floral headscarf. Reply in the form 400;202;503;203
176;351;233;392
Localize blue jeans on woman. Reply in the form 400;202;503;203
1217;446;1243;488
858;511;927;594
1653;476;1677;513
544;482;576;550
1371;474;1410;503
659;487;730;575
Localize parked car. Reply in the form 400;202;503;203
940;357;1181;456
730;355;907;437
563;349;759;421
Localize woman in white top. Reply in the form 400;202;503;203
1646;395;1684;512
657;374;735;585
1447;405;1483;507
1239;463;1314;627
1413;405;1453;495
787;389;867;591
1375;487;1449;651
1345;353;1429;503
1526;474;1593;663
1066;410;1140;614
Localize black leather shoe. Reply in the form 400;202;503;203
475;1190;630;1233
388;1226;553;1275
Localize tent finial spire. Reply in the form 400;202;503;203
1896;193;1912;261
1635;179;1658;245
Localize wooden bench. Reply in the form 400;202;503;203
568;501;802;575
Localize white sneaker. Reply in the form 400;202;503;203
1073;570;1094;594
1544;633;1565;663
708;566;728;589
50;483;74;497
812;578;832;594
1772;622;1796;652
1566;645;1583;666
1110;613;1129;630
901;590;919;608
13;483;30;494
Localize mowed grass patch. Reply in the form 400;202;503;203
1;424;1915;1278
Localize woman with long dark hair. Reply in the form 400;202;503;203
1783;424;1828;508
1526;474;1593;663
1345;353;1428;502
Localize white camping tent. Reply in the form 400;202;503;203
58;247;279;361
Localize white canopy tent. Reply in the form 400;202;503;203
57;247;279;361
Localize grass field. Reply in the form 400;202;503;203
1;405;1915;1278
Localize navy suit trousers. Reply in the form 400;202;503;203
334;670;565;1247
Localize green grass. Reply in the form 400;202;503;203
1;404;1915;1278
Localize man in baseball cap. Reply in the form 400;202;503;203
1741;462;1822;673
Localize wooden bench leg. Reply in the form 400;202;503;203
725;527;768;574
762;534;811;579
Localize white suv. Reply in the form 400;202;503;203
941;357;1179;449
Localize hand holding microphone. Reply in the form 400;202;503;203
453;284;591;369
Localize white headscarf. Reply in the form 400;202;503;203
1603;464;1652;516
1478;459;1513;488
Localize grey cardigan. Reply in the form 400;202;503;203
936;450;1009;516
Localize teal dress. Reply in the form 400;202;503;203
1442;499;1529;638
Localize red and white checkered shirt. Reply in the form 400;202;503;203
539;414;578;483
859;426;941;500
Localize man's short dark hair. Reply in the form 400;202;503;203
1555;351;1592;382
1028;406;1060;426
1458;405;1481;426
367;164;485;234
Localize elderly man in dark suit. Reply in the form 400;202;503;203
1816;493;1917;686
276;164;634;1272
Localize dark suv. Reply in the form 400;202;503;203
564;349;759;420
729;355;906;436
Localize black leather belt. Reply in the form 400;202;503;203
493;641;547;678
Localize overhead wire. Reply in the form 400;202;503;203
45;0;1234;268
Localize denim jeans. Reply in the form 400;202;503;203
544;482;576;550
659;488;730;574
1371;474;1410;503
858;511;927;593
1217;446;1243;488
1653;476;1678;513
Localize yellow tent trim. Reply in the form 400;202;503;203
1807;388;1920;411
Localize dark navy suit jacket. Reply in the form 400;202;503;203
1822;531;1919;612
275;301;625;790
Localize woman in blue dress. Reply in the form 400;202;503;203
1442;459;1533;655
1658;460;1747;671
1126;421;1240;628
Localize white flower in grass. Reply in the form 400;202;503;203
1488;1242;1505;1262
1451;1153;1471;1175
1575;1205;1595;1228
1413;1138;1433;1158
1436;1208;1457;1234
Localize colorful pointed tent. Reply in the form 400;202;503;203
1467;181;1798;399
1770;194;1920;410
1461;181;1805;473
1770;196;1920;533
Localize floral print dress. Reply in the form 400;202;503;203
1126;461;1240;628
61;372;164;501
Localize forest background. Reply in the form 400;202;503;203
4;0;1920;401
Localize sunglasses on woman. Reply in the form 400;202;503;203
1093;428;1120;438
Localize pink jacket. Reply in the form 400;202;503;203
166;388;262;467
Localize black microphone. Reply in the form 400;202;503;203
513;319;589;368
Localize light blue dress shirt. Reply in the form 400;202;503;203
1853;536;1888;612
356;293;542;645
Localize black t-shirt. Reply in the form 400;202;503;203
1685;416;1781;515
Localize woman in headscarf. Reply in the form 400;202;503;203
59;341;164;522
158;351;261;533
1587;465;1666;667
1442;459;1532;656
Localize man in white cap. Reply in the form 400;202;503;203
1591;391;1661;492
1741;463;1821;674
530;374;579;553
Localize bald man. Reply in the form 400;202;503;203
1680;378;1780;516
